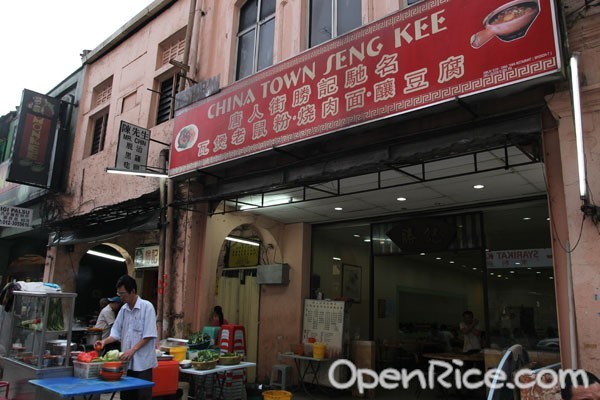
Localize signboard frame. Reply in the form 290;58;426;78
170;0;562;177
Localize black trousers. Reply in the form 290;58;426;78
121;368;153;400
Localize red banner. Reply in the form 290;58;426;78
170;0;561;176
7;89;61;188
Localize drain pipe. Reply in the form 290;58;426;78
157;148;169;339
565;240;578;369
165;0;198;339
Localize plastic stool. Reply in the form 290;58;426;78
0;381;9;400
270;364;292;390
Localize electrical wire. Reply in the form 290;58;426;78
541;160;586;253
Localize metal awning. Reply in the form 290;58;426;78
47;191;161;247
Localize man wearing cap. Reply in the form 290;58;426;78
94;296;122;355
95;296;123;338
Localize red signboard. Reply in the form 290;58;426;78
170;0;561;177
7;89;61;188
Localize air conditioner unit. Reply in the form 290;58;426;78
257;263;290;285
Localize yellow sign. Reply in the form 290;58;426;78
227;242;259;268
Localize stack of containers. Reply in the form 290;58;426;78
217;325;247;400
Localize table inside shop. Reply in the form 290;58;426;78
29;376;154;400
179;361;256;400
278;353;332;397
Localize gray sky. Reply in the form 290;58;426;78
0;1;154;113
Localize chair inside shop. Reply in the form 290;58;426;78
487;344;530;400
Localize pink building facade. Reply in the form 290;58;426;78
32;0;600;383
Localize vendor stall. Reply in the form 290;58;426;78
0;289;77;400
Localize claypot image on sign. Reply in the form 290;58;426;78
471;0;540;49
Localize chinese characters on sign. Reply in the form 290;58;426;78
135;245;160;268
115;121;150;172
0;206;33;229
7;89;61;188
170;0;561;176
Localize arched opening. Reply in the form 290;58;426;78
75;244;128;325
216;224;262;382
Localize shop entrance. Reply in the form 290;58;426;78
312;198;558;359
74;244;128;325
216;225;262;382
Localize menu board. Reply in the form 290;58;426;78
302;299;348;358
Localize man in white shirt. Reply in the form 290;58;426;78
459;310;481;354
96;275;157;400
94;296;122;339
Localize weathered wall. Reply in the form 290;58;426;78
546;9;600;374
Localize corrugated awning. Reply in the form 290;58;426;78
47;191;162;247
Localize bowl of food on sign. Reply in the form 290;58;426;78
470;0;540;48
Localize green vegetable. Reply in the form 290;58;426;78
192;350;219;362
188;332;211;345
101;350;122;361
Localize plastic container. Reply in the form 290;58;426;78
313;343;326;359
169;346;187;361
262;390;292;400
73;361;103;379
153;360;180;397
304;343;313;357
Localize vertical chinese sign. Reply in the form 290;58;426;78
7;89;61;188
115;121;150;172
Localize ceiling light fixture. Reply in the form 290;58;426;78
473;184;485;189
86;249;126;262
105;167;168;178
397;197;407;201
332;257;341;261
225;236;261;246
334;207;343;211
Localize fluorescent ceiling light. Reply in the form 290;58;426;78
332;257;341;261
225;236;260;246
473;184;485;189
570;53;587;200
86;249;126;262
105;167;168;178
239;196;292;210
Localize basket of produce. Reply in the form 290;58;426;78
187;332;212;350
192;359;218;370
192;349;219;370
218;352;242;365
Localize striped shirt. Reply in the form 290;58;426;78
110;296;158;371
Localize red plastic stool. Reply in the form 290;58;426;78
217;324;246;355
0;381;9;400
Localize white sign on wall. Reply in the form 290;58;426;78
0;205;33;228
486;248;553;269
135;245;160;269
115;121;150;172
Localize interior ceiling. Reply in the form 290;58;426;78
225;144;548;228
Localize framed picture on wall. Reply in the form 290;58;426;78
342;264;361;303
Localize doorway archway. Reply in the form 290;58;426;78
75;244;128;325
